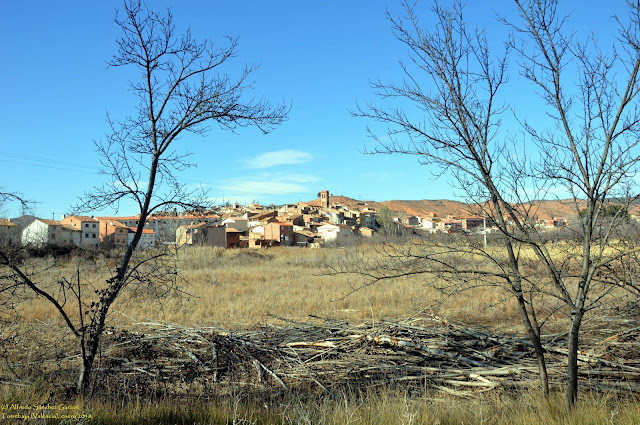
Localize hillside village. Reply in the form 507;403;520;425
0;190;600;249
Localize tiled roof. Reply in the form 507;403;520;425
96;216;140;221
149;214;211;220
280;213;303;220
294;230;318;237
0;219;17;227
180;222;207;229
98;214;217;221
64;215;99;222
127;227;155;234
253;211;278;220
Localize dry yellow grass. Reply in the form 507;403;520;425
11;241;621;333
119;246;454;328
3;244;639;423
7;245;566;332
2;383;639;425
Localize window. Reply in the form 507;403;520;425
92;234;96;238
85;233;89;238
85;223;89;227
92;223;96;228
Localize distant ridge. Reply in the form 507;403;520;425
307;195;474;217
305;195;633;219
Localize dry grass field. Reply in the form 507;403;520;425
2;244;639;424
11;245;526;330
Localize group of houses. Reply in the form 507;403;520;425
396;213;568;234
0;190;573;250
0;214;150;249
175;191;373;249
0;191;368;249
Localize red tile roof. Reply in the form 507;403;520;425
96;216;135;222
127;227;155;234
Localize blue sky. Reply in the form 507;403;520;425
0;1;627;218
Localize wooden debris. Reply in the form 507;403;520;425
86;313;640;398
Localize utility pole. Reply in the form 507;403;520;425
483;212;487;250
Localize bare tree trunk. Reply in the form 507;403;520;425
566;310;583;409
75;158;158;393
77;353;95;394
77;328;103;394
537;352;550;397
500;204;550;398
515;294;549;397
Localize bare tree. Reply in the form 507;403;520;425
1;0;287;394
0;190;31;217
508;0;640;407
350;0;640;408
0;191;31;323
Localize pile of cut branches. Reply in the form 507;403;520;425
94;313;640;398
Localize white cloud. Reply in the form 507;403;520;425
244;150;314;169
113;180;144;190
221;180;305;195
218;172;320;196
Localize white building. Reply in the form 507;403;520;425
421;218;438;232
221;217;249;232
22;219;81;247
317;223;355;244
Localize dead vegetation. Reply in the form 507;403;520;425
1;246;638;402
95;307;640;398
4;307;638;401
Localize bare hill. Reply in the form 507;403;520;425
309;195;590;219
380;199;474;218
309;196;475;218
